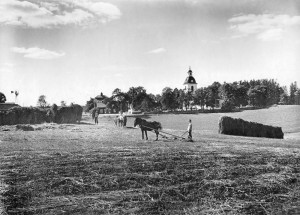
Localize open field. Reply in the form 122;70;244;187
138;105;300;140
0;106;300;214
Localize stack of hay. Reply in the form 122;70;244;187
48;104;83;124
0;107;48;126
219;116;284;139
0;104;83;125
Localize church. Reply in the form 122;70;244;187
183;67;197;93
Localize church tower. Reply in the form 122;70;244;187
183;67;197;93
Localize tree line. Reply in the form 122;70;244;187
85;79;300;113
2;79;298;111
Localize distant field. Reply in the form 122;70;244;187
125;105;300;140
0;106;299;214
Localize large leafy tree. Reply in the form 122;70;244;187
111;88;129;112
184;91;193;110
248;85;268;107
85;97;95;112
279;86;289;104
219;83;235;100
140;95;156;112
218;83;236;111
206;82;221;109
154;94;162;110
194;87;208;110
173;88;186;110
160;87;177;110
289;82;298;105
219;83;248;108
176;89;186;110
0;92;6;103
234;84;249;107
127;86;147;110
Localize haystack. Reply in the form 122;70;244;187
0;107;48;126
0;104;83;125
218;116;284;139
49;104;83;124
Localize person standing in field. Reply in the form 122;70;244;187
187;119;192;140
118;111;124;126
94;110;99;125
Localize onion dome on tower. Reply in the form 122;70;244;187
183;67;197;93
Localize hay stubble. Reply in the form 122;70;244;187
0;115;299;214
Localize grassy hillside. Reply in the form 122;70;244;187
0;107;299;214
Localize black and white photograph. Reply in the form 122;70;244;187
0;0;300;214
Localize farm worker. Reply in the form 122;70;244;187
94;110;99;125
119;111;124;121
187;119;192;140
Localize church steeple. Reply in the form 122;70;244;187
183;66;197;93
188;66;192;76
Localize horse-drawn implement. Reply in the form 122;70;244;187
134;117;187;141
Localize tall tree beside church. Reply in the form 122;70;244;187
194;88;208;110
154;94;162;110
173;88;184;110
160;87;176;110
206;82;221;109
184;91;193;110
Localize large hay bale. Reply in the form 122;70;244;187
218;116;284;139
0;107;48;125
50;104;83;124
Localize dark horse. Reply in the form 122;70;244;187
134;117;162;140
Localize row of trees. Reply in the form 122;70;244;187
86;80;299;113
86;87;160;113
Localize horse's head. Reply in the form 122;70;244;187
134;117;142;127
153;121;162;130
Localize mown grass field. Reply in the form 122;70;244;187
0;106;299;214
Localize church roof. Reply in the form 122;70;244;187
184;76;197;84
183;67;197;84
95;92;106;100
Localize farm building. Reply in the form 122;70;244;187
94;93;107;114
183;67;197;93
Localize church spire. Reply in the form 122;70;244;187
188;66;192;76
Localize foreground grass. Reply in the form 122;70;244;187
0;117;299;214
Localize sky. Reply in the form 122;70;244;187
0;0;299;106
